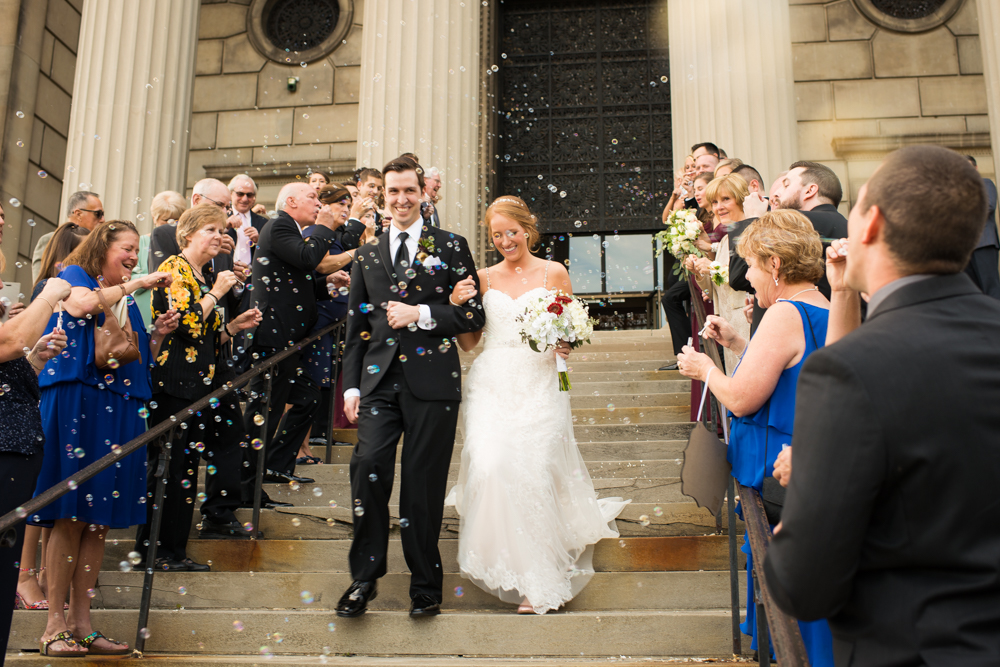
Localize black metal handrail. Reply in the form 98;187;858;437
686;277;809;667
1;317;347;656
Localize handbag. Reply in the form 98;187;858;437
680;381;732;517
761;301;821;525
93;280;141;369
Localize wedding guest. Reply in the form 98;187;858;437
32;220;178;656
16;222;89;610
714;157;744;178
309;171;330;191
0;199;71;655
133;205;263;567
692;142;721;175
677;210;834;666
131;190;187;319
963;155;1000;298
663;155;698;218
765;146;1000;665
31;191;103;281
421;167;443;227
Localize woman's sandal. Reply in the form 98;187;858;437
517;599;534;614
39;631;86;657
14;591;49;610
77;631;130;655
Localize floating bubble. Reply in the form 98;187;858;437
607;403;615;412
366;364;380;374
639;514;650;527
15;110;24;118
73;447;85;459
291;517;301;527
353;506;365;517
368;473;378;482
233;621;244;631
329;500;338;508
243;522;254;533
197;492;207;502
8;198;20;207
253;414;265;426
300;590;314;604
359;303;374;313
251;438;264;450
128;551;143;565
140;628;151;639
653;506;663;517
328;622;336;632
400;518;410;528
454;586;464;597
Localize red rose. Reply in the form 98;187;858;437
547;302;564;315
555;295;572;305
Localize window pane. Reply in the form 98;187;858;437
605;234;654;293
569;235;603;293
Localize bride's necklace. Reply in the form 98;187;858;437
781;287;819;301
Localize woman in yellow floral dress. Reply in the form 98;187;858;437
133;204;262;570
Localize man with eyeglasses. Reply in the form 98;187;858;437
228;175;267;270
31;191;104;281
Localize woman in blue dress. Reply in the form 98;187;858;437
32;220;179;656
677;210;835;666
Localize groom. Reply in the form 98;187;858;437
337;156;484;617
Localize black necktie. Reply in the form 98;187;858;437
394;231;410;278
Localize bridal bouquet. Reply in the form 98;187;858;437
709;260;729;287
654;208;704;275
517;291;596;391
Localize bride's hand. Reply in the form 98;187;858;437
450;276;477;306
555;340;571;360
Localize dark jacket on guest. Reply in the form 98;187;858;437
764;273;1000;666
246;211;365;350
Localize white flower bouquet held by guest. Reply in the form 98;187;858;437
709;260;729;287
655;208;704;274
517;291;595;390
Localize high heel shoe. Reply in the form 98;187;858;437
14;591;49;610
517;598;534;614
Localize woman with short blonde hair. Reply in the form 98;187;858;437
133;190;189;319
677;209;835;666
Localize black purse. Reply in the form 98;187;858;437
761;301;820;525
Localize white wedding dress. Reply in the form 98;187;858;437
445;264;630;614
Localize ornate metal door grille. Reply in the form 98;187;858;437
497;0;670;235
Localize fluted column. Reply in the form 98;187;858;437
356;0;482;246
668;0;798;184
61;0;200;230
976;0;1000;170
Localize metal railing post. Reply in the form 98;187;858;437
134;424;177;655
251;371;273;539
324;323;345;465
727;475;742;656
754;566;770;666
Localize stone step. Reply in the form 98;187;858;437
251;473;692;507
103;536;740;574
9;609;741;657
560;392;687;409
3;656;749;666
301;440;689;464
562;370;682;383
569;380;689;396
460;341;675;355
109;501;722;544
85;571;746;612
463;350;672;363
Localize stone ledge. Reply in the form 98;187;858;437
832;132;990;158
203;158;356;185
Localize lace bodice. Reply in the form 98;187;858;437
481;288;550;350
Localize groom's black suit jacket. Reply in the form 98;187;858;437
764;273;1000;666
343;223;484;401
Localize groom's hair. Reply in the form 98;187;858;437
382;156;425;190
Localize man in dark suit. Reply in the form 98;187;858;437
242;182;362;490
963;155;1000;299
764;146;1000;666
335;157;484;618
421;166;443;227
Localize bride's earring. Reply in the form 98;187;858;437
773;276;779;286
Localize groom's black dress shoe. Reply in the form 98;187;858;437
263;469;315;484
409;594;441;617
336;580;377;617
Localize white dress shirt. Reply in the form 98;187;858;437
344;219;435;401
234;210;253;266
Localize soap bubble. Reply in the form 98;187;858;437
128;551;143;565
251;438;264;450
300;590;314;604
233;621;244;631
639;514;650;527
253;414;265;426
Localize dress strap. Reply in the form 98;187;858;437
543;260;550;289
486;266;491;289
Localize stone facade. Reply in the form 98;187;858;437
188;0;364;206
789;0;993;209
0;0;82;291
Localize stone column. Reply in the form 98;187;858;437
356;0;482;247
667;0;798;184
60;0;200;230
977;0;1000;168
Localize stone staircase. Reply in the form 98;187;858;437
8;329;747;665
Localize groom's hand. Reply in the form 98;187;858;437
386;301;420;329
345;396;360;424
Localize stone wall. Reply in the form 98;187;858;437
187;0;364;207
789;0;992;210
0;0;81;288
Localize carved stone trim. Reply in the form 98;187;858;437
832;132;990;158
246;0;354;65
850;0;965;33
203;158;357;185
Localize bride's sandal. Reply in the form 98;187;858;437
39;631;86;656
77;631;130;655
517;599;534;614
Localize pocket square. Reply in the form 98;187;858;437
422;256;442;268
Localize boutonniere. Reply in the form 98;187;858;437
418;235;437;256
416;234;442;269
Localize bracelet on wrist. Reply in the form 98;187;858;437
225;323;236;337
35;296;55;311
206;292;220;304
27;352;45;371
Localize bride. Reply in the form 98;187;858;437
445;196;629;614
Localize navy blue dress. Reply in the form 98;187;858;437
32;265;152;528
729;300;834;667
302;228;351;387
